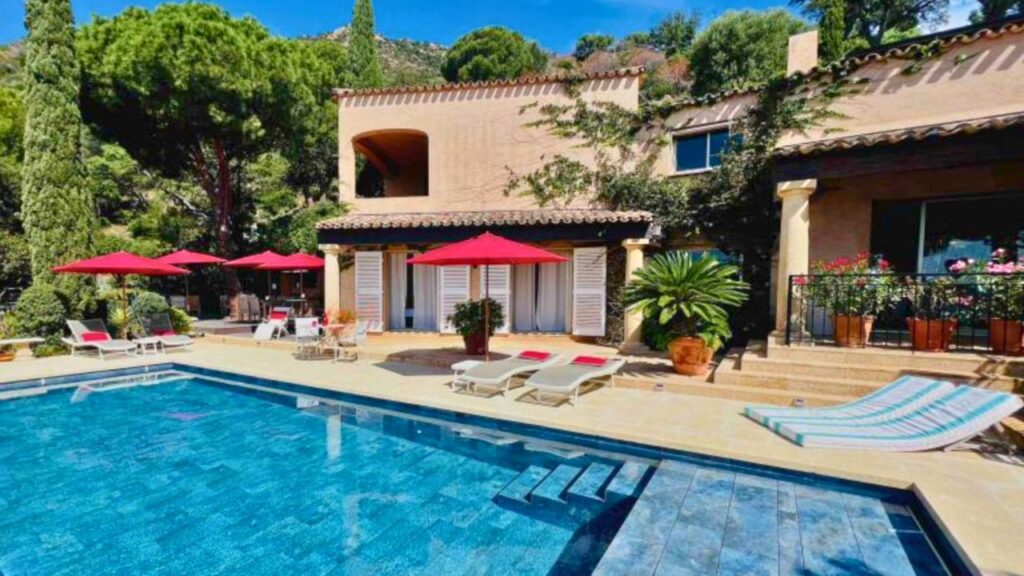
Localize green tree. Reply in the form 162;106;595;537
818;0;848;62
442;27;548;82
792;0;949;48
574;33;615;61
77;4;346;292
349;0;384;88
689;10;809;96
650;11;701;57
970;0;1023;22
0;86;23;229
21;0;96;301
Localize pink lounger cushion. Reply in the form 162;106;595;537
519;350;552;361
153;329;176;336
572;355;608;367
81;331;111;342
269;312;288;320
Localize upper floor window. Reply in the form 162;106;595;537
673;128;736;173
353;130;429;198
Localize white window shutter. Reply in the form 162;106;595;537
484;265;511;334
354;251;383;332
572;247;607;337
438;266;470;334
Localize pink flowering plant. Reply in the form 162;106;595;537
949;248;1024;319
801;252;897;317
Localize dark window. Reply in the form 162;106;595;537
674;128;732;172
870;200;921;273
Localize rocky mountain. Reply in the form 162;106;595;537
320;26;447;86
0;41;22;88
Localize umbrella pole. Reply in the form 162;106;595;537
120;276;129;339
184;271;190;314
484;265;490;362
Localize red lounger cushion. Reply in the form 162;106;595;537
81;331;110;342
519;350;551;361
153;329;177;336
269;312;288;320
572;356;608;367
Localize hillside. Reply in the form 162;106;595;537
0;41;22;88
321;26;447;86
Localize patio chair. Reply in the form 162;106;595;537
523;356;626;406
267;306;292;338
331;320;368;362
456;351;563;396
140;313;193;351
294;317;323;359
774;385;1023;452
745;375;955;432
63;319;137;359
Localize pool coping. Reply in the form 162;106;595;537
0;361;974;574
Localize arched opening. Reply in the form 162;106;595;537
353;130;429;198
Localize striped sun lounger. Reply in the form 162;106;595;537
745;375;950;428
744;375;953;432
776;386;1023;451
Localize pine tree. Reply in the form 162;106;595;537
819;0;847;63
348;0;384;88
21;0;95;302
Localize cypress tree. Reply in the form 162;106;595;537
818;0;847;63
348;0;384;88
21;0;95;300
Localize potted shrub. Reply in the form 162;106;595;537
0;316;14;362
624;252;748;376
448;298;505;355
952;249;1024;355
904;276;959;352
802;253;894;348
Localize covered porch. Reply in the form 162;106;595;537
316;209;655;349
771;116;1024;353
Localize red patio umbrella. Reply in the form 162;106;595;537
223;250;285;299
157;250;227;313
53;251;190;335
256;253;325;308
409;232;567;359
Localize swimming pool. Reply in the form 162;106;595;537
0;366;960;575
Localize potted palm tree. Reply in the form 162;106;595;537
0;316;14;362
624;252;749;376
448;298;505;355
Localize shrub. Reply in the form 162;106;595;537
11;284;69;340
447;298;505;338
168;307;193;335
124;290;169;336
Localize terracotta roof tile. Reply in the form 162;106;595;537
316;209;654;230
775;111;1024;157
332;67;645;99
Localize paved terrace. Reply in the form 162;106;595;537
2;340;1022;575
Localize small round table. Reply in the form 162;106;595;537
135;337;164;356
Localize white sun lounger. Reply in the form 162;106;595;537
745;375;955;432
294;317;323;359
141;313;193;350
524;356;626;406
458;351;563;396
775;386;1023;451
63;319;137;359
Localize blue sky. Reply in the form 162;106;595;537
2;0;977;51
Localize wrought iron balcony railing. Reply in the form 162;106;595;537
784;272;1024;354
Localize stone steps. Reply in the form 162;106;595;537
496;461;651;510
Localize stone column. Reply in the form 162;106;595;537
775;179;817;332
322;244;342;314
620;238;649;352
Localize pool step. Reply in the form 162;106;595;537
530;464;583;508
566;462;617;505
496;465;551;505
605;461;651;503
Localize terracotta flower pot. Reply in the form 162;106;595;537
666;336;713;376
989;319;1024;356
0;350;13;363
462;333;487;356
834;315;874;348
906;318;958;352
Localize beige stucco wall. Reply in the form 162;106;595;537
810;160;1024;264
337;76;640;214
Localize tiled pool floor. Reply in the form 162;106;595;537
597;461;947;576
0;370;953;575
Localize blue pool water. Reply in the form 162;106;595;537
0;369;954;575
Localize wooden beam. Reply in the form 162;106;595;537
354;140;400;178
